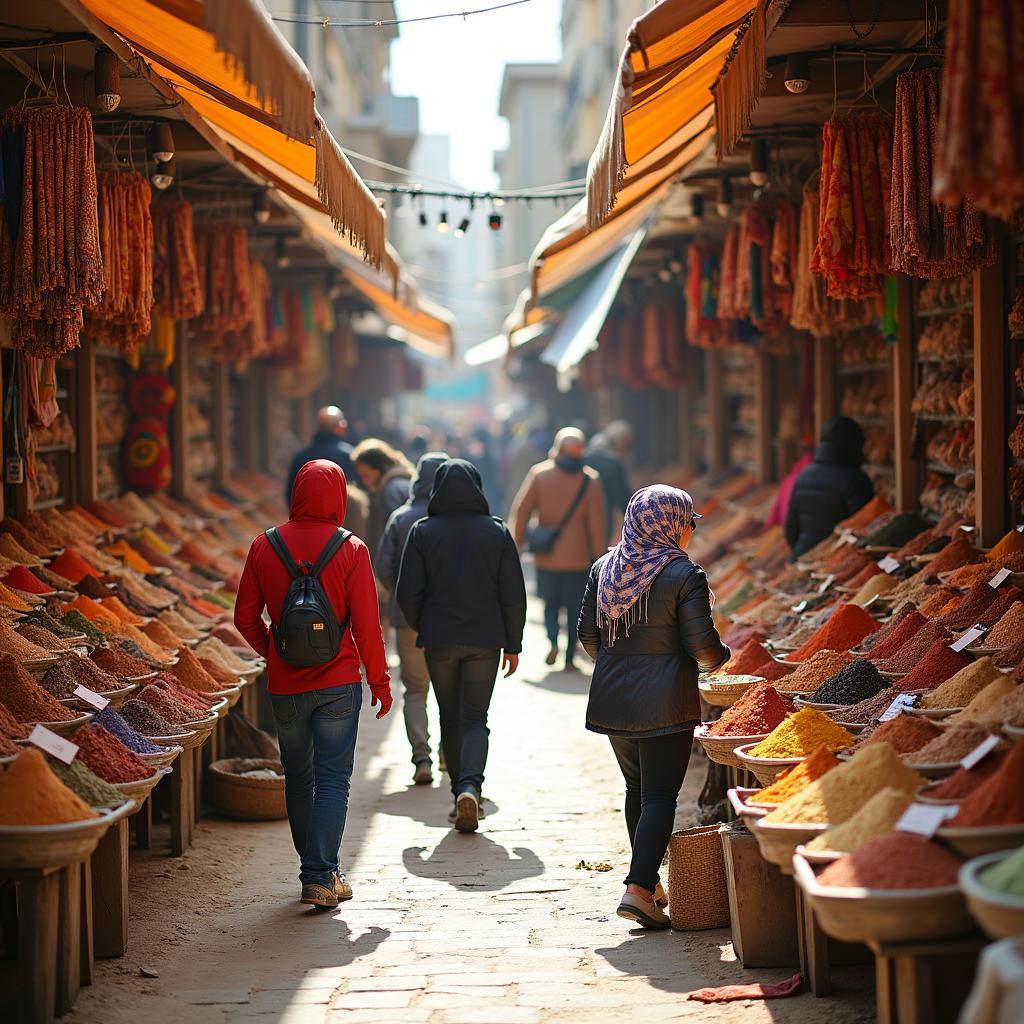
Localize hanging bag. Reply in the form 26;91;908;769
264;527;351;666
525;475;590;554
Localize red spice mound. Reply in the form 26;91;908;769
844;563;881;591
877;621;952;674
170;647;222;694
749;659;793;682
718;637;773;676
152;675;213;713
866;611;928;662
198;657;237;687
919;587;964;618
142;619;183;651
928;749;1007;801
2;565;52;595
0;700;30;739
894;641;972;692
861;604;920;654
707;682;796;737
721;623;765;650
48;549;102;585
818;833;961;889
854;714;941;754
921;533;985;577
211;623;250;650
67;596;121;628
0;654;74;723
137;684;197;725
790;604;879;662
938;581;1000;633
949;740;1024;826
979;587;1023;629
90;647;151;679
73;724;151;783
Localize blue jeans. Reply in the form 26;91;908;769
270;683;362;887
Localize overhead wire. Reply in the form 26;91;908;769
270;0;535;28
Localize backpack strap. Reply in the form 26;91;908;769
264;528;302;578
310;528;352;578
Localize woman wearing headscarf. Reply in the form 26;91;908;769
578;485;730;929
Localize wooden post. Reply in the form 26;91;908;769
56;863;82;1014
754;349;774;484
79;862;93;987
211;361;231;490
90;818;129;958
705;349;727;475
15;869;60;1023
0;354;4;519
893;277;920;512
75;344;98;502
170;751;191;857
170;327;189;500
973;257;1008;545
236;371;258;470
813;336;836;441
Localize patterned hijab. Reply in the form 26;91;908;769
597;485;696;644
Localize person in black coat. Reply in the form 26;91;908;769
397;459;527;833
578;485;729;930
784;416;875;559
285;406;355;503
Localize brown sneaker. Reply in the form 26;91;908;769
653;882;668;908
414;761;433;786
300;883;338;908
333;872;353;902
616;890;670;930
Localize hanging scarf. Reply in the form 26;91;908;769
597;485;695;644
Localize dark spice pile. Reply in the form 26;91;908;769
895;641;972;692
94;707;161;754
938;581;1000;633
818;833;961;889
810;659;888;705
877;621;952;674
862;513;930;549
116;638;162;669
90;646;151;679
0;654;74;723
119;698;180;737
828;687;902;725
854;714;941;755
137;684;197;725
73;724;151;783
17;623;71;652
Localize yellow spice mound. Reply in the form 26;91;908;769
919;658;1002;709
805;787;913;853
749;707;855;759
749;746;840;806
945;675;1018;727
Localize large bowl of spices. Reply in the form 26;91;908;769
792;839;970;944
726;787;772;829
694;728;770;770
59;681;138;713
751;818;829;873
698;674;764;709
959;848;1024;939
734;745;804;786
112;765;171;804
136;744;183;769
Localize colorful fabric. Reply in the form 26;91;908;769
597;485;695;640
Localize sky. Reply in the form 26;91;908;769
390;0;563;188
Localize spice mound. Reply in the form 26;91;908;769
0;654;75;723
706;682;796;738
715;637;773;676
854;714;941;755
119;698;181;738
948;739;1024;827
779;650;853;693
947;676;1019;727
49;759;124;808
810;658;888;705
749;707;854;758
763;743;925;825
749;746;840;806
861;513;930;549
850;573;898;606
73;723;152;783
169;647;223;694
749;659;793;682
978;845;1024;897
919;658;1002;709
791;604;879;662
866;610;927;660
986;602;1024;648
908;724;1005;765
94;707;161;754
0;748;97;824
0;618;54;661
817;833;961;889
828;687;901;726
90;646;152;679
876;621;952;674
805;787;914;854
137;684;198;725
927;750;1007;801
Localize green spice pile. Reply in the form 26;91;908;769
978;846;1024;897
49;758;124;807
60;610;105;642
861;513;930;549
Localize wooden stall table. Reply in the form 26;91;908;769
2;866;60;1023
169;742;195;856
867;933;987;1024
90;817;128;959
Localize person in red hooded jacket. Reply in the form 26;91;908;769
234;460;392;908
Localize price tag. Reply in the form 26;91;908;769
840;532;858;546
959;524;976;534
818;574;835;595
989;567;1012;589
960;734;1001;771
28;725;78;765
877;555;901;574
879;693;919;722
950;624;986;653
793;600;809;614
896;803;958;838
73;685;109;711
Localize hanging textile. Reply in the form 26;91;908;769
191;223;253;353
25;357;59;430
87;172;154;351
935;0;1024;219
811;114;893;300
717;223;741;320
791;179;877;338
152;201;203;321
889;68;996;277
685;242;723;348
0;106;103;356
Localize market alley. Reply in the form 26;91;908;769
64;603;873;1024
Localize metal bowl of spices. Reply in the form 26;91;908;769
908;706;961;721
698;674;764;709
794;842;842;865
902;759;962;780
726;787;772;829
735;744;806;786
23;711;94;736
916;781;960;806
794;697;843;712
22;656;59;673
1003;724;1024;740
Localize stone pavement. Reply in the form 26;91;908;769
67;604;874;1024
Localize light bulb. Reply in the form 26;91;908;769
784;53;810;94
437;211;449;234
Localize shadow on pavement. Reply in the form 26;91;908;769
521;667;592;695
402;830;545;891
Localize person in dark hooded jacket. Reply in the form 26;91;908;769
785;416;875;559
397;459;527;833
375;451;450;785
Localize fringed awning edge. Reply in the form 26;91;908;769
314;119;387;273
586;47;634;232
710;1;765;162
204;0;317;144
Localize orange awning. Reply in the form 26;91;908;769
66;0;386;269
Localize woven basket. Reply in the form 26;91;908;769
209;758;287;820
667;825;730;931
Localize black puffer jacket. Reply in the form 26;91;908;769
397;459;527;653
578;555;730;737
785;416;875;559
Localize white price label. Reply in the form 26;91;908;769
792;600;809;614
989;568;1012;589
73;685;109;711
28;725;78;765
960;734;1001;771
896;803;958;838
839;531;858;546
951;624;986;653
877;556;901;574
818;574;835;595
879;693;919;722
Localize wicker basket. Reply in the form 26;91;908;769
209;758;286;820
667;825;730;931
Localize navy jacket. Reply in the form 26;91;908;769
286;431;355;503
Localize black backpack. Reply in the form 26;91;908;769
264;527;352;666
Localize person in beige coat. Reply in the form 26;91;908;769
510;428;607;670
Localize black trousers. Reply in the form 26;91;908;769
608;730;693;893
425;645;501;798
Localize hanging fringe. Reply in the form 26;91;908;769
711;2;766;163
587;46;633;231
204;0;317;144
314;120;387;272
597;589;652;647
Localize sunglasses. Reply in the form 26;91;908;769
690;511;703;531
